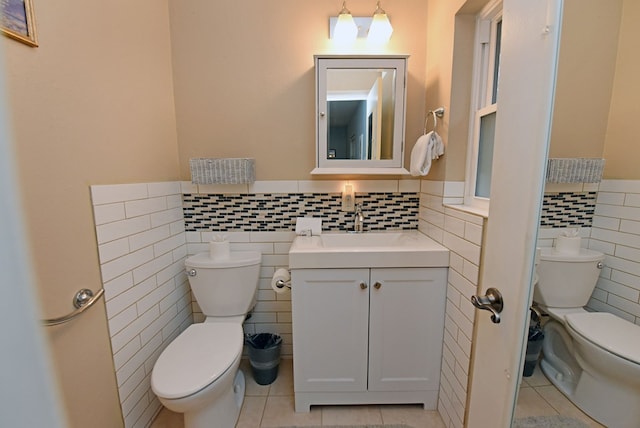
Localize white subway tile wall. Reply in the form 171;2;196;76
419;181;484;428
536;226;592;250
91;182;191;428
588;179;640;324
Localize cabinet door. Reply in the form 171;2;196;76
368;268;447;391
292;268;370;392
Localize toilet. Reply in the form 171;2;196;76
151;250;261;428
534;247;640;428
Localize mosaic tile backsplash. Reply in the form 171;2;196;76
183;192;419;232
540;192;596;228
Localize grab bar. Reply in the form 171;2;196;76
41;288;105;327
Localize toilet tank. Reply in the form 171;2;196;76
533;248;604;308
185;251;261;317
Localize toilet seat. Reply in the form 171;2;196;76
544;306;586;321
151;323;243;399
565;312;640;365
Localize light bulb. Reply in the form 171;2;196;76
333;1;357;44
368;1;393;44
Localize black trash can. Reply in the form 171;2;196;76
523;308;544;377
246;333;282;385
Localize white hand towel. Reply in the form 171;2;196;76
433;132;444;159
410;133;431;176
410;131;444;176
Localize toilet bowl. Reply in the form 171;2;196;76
541;310;640;428
152;323;245;428
534;247;640;428
151;250;261;428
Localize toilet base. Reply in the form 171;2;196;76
184;370;246;428
541;320;640;428
571;368;640;428
543;358;640;428
539;358;577;398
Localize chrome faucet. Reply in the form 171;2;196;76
353;204;365;233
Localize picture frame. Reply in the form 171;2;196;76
1;0;37;47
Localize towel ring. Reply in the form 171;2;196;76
423;107;446;134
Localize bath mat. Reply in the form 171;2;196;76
278;426;413;428
513;415;589;428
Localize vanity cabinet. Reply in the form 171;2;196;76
291;267;447;412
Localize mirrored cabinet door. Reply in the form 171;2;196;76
314;56;408;174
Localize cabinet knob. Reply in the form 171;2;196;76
360;282;368;290
374;282;382;289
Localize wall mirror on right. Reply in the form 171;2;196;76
312;55;408;175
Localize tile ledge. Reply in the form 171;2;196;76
443;203;488;219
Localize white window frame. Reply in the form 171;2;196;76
464;0;503;211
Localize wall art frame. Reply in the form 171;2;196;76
1;0;37;47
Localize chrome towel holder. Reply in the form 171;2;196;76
423;107;445;134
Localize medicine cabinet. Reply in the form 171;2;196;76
312;55;409;175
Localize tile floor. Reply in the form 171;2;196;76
151;358;445;428
516;364;604;427
151;358;604;428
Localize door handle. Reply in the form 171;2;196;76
471;287;503;324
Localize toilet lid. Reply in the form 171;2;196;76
151;323;243;399
565;312;640;364
186;251;261;269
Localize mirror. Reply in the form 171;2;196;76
326;68;395;161
313;56;408;174
514;0;633;424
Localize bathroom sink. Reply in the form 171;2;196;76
319;232;404;248
289;231;449;269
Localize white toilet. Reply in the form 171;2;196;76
151;250;261;428
534;247;640;428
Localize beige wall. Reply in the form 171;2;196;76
425;0;625;183
168;0;429;180
2;1;180;427
548;0;640;179
424;0;488;182
549;0;622;159
603;0;640;179
423;0;459;181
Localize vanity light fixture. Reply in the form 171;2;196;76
333;1;358;44
329;1;393;45
368;0;393;44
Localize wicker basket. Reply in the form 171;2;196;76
189;158;255;185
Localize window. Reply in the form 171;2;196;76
465;1;502;209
